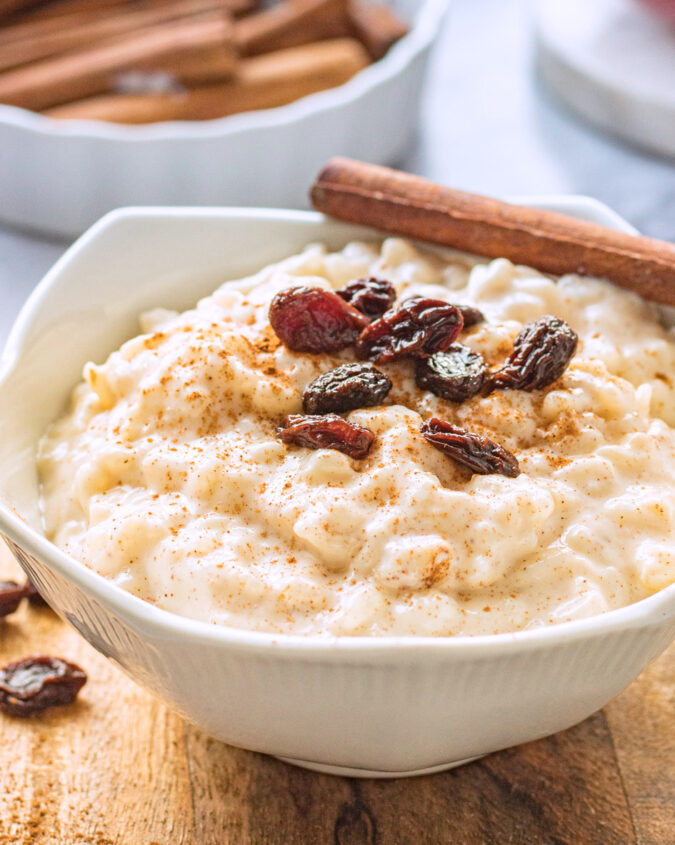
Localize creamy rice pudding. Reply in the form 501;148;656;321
38;238;675;635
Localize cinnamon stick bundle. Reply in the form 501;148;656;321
46;38;370;123
311;158;675;306
0;13;236;110
0;0;409;123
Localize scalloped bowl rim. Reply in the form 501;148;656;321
0;199;673;659
0;0;448;141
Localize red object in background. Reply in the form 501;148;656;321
636;0;675;23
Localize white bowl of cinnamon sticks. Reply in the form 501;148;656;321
0;0;447;237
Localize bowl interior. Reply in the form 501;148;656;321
0;200;650;575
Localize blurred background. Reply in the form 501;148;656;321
0;0;674;341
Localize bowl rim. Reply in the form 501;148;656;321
1;200;674;659
0;0;448;142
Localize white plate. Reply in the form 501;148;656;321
535;0;675;158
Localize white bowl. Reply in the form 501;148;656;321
0;200;673;778
0;0;446;239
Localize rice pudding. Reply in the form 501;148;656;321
38;238;675;635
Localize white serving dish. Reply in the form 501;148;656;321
535;0;675;159
0;0;447;239
0;200;673;778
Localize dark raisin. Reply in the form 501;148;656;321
421;417;520;477
277;414;375;459
24;581;47;607
0;656;87;717
269;286;369;354
355;298;464;363
303;363;392;414
487;315;578;393
458;305;485;328
337;278;396;319
415;344;488;402
0;581;28;618
403;296;484;330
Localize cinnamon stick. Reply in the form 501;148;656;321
311;158;675;306
0;1;127;40
46;38;370;123
234;0;350;57
0;13;236;110
0;1;234;74
347;0;408;60
15;0;141;13
0;0;40;17
11;0;255;21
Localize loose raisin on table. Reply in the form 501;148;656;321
337;278;396;319
303;363;392;415
421;417;520;477
415;344;488;402
24;580;47;607
277;414;375;459
486;315;578;393
355;298;464;363
0;656;87;717
0;581;28;618
269;286;369;354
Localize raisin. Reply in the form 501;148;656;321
415;344;488;402
0;656;86;717
24;580;47;607
487;315;578;393
277;414;375;459
337;278;396;319
303;363;392;414
403;296;484;330
421;417;520;477
458;305;485;328
355;298;464;363
269;286;369;354
0;581;27;618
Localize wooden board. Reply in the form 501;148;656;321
0;545;672;845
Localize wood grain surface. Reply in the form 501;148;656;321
0;545;672;845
